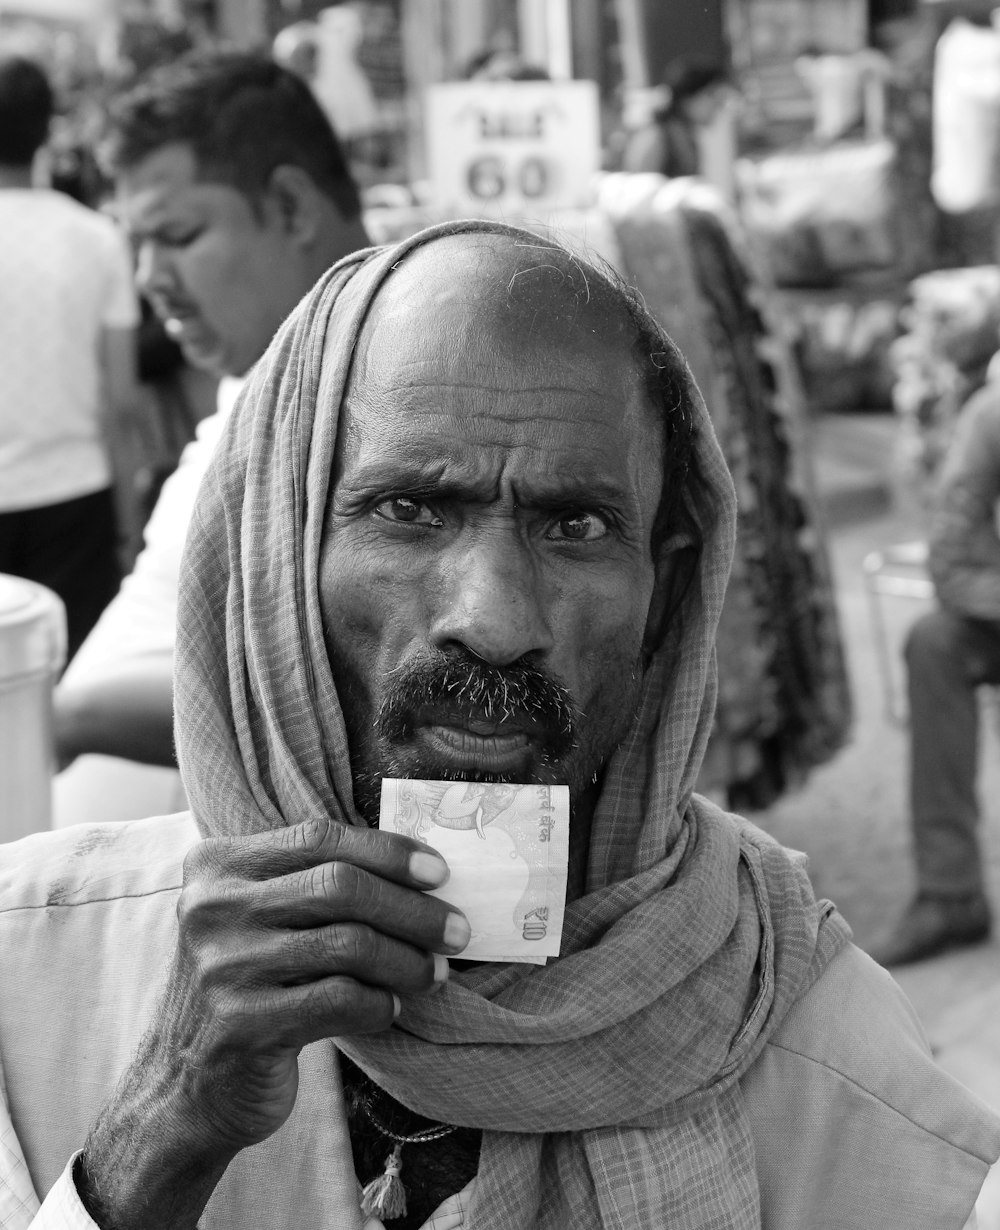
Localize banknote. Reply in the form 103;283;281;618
379;778;570;964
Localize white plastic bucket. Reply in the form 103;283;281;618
0;573;66;842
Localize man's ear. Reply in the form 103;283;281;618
265;163;323;246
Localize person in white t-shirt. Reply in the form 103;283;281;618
0;54;141;661
53;51;370;817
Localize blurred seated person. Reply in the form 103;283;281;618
53;51;370;786
871;379;1000;965
622;57;735;179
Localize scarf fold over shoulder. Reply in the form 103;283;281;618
174;218;851;1230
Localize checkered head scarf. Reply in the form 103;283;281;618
175;219;850;1229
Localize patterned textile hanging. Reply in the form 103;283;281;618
593;174;852;809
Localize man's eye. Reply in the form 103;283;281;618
373;497;442;527
549;511;609;542
155;228;200;249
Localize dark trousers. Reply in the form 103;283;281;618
906;607;1000;896
0;488;121;664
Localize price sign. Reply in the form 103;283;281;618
425;80;600;216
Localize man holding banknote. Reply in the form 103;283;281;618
1;221;998;1230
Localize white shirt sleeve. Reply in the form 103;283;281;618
98;222;139;331
61;395;233;686
15;1156;97;1230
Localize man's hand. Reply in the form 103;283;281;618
77;816;470;1230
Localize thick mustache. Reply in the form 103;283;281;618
375;653;577;757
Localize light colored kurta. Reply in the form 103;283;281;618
1;814;998;1229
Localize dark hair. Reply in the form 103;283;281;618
103;50;361;220
0;56;53;166
662;56;731;111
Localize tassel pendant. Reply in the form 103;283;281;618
360;1143;408;1221
355;1093;457;1222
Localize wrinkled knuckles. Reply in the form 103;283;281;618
182;834;268;886
306;858;343;904
298;975;393;1035
181;837;227;883
189;982;300;1060
193;935;258;996
176;877;243;935
219;990;291;1045
320;821;413;873
286;924;436;995
320;976;368;1021
283;815;333;854
325;859;378;913
311;921;370;970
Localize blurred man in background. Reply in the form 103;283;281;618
0;53;141;661
54;51;370;809
873;380;1000;964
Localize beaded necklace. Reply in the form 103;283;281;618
358;1096;459;1222
341;1056;480;1226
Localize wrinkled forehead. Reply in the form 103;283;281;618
348;232;642;366
321;230;665;493
328;234;664;476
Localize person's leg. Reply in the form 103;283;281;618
871;608;1000;964
16;490;121;663
908;608;1000;894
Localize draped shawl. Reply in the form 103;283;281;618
174;219;850;1229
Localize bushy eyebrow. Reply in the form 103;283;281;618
338;459;635;511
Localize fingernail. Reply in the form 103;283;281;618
391;993;402;1020
444;912;471;951
409;850;448;887
432;953;450;985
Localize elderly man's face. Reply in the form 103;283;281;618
319;243;664;820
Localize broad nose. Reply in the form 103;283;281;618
134;239;176;300
430;536;555;666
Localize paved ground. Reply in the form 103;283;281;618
757;410;1000;1223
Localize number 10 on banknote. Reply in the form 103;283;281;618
379;779;570;964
